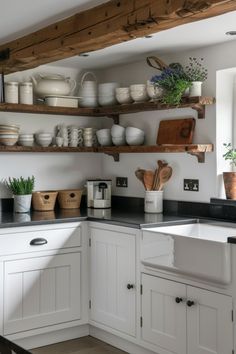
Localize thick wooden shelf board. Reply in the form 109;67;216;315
0;97;215;119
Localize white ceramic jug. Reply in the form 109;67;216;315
78;72;98;108
31;74;76;97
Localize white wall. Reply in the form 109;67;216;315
99;40;236;202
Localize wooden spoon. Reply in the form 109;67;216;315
143;170;155;191
135;168;146;188
152;160;168;190
156;166;172;191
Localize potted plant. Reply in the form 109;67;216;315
222;143;236;199
185;57;208;97
150;63;191;105
6;176;35;213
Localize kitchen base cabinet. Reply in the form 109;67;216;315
0;222;87;343
4;252;81;335
141;274;233;354
89;223;137;337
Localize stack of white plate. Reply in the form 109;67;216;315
18;134;34;147
0;124;20;146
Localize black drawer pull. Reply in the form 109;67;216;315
30;238;48;246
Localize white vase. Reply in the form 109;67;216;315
189;81;202;97
14;194;32;213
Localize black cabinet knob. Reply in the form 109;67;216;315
187;300;195;307
175;297;183;304
127;284;134;290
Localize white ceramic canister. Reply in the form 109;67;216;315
144;191;163;213
189;81;202;97
5;82;19;103
19;82;33;104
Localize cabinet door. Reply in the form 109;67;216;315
90;227;136;336
142;274;187;354
187;286;233;354
4;252;81;335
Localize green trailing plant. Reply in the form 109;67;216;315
223;143;236;167
151;65;191;105
185;57;208;82
6;176;35;195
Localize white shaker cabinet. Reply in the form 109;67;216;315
0;222;87;338
89;222;137;337
4;252;81;335
141;274;233;354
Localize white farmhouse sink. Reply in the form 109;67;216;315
141;223;236;284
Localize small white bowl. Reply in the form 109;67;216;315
125;126;145;136
18;140;34;147
146;81;163;100
98;95;117;106
97;136;112;146
111;125;125;138
130;84;146;91
115;87;129;94
96;128;111;139
130;90;148;103
112;136;126;146
116;93;133;105
126;135;144;146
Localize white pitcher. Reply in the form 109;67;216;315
78;72;98;108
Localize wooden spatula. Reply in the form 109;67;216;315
156;166;172;190
143;170;155;191
135;168;146;188
152;160;168;190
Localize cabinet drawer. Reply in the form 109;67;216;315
0;224;81;256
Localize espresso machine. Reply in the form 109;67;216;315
87;179;112;209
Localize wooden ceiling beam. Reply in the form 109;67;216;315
1;0;236;74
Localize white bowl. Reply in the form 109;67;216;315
0;134;19;138
130;90;148;102
112;136;126;146
19;134;34;139
97;136;112;146
18;140;34;147
98;95;117;106
0;137;18;146
146;81;163;100
116;93;133;105
96;128;111;139
115;87;129;94
125;126;145;136
111;124;125;137
36;140;52;147
126;135;144;146
130;84;146;91
36;133;52;138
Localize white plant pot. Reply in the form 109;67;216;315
14;194;32;213
189;81;202;97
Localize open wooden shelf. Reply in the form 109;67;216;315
0;96;215;120
0;144;213;163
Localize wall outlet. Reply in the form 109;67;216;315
184;179;199;192
116;177;128;188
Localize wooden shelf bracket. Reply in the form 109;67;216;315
188;151;205;163
105;152;120;162
192;104;206;119
107;114;120;124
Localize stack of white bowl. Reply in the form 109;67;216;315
35;133;53;147
111;125;126;146
115;87;133;105
0;124;20;146
125;127;145;145
96;129;112;146
18;134;34;147
130;84;149;103
98;82;120;106
83;127;97;147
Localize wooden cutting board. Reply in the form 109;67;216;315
156;118;196;145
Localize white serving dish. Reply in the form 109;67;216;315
141;222;235;284
44;95;80;108
31;74;76;97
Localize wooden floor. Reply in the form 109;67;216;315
31;336;127;354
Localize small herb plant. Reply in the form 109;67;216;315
223;143;236;167
151;65;191;105
6;176;35;195
185;57;208;82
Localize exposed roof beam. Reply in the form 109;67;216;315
0;0;236;74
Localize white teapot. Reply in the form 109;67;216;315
31;74;76;97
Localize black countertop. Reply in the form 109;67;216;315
0;207;195;230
